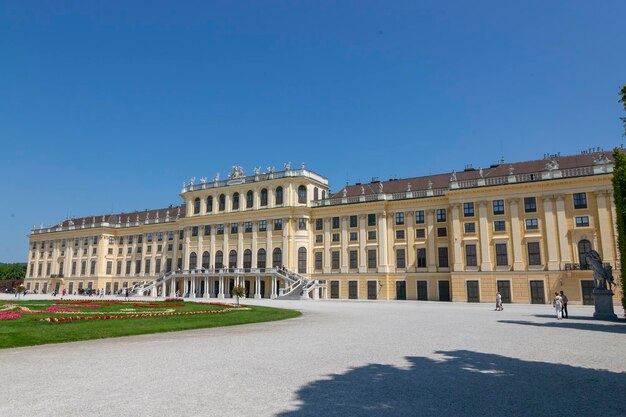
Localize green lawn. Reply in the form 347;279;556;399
0;299;301;349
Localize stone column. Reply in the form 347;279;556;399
255;276;261;299
252;226;258;268
358;214;367;273
555;195;571;268
210;227;216;269
237;224;244;268
427;210;437;272
218;276;224;299
406;211;416;271
197;234;203;268
183;228;190;270
451;204;463;271
340;216;348;273
596;190;616;264
223;226;229;266
266;223;273;269
282;218;289;269
478;202;492;271
323;218;331;273
543;196;560;270
510;199;524;271
377;211;389;272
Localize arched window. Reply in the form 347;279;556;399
229;250;237;268
272;248;282;268
193;198;201;214
246;190;254;208
207;196;213;213
215;251;223;269
260;189;268;206
578;239;592;269
243;249;252;270
298;185;307;204
202;251;210;269
322;190;326;200
219;194;226;211
257;249;266;269
232;192;240;210
314;187;319;201
275;187;283;205
189;252;197;270
298;247;307;273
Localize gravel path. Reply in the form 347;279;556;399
1;295;625;417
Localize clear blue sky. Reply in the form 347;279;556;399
1;1;625;262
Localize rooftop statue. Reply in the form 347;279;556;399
450;170;457;182
228;166;245;179
586;250;616;290
545;159;559;171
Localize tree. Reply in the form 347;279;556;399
231;285;245;306
620;84;626;135
613;148;626;314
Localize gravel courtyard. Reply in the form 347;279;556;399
1;296;624;417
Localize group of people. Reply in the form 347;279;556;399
553;291;569;320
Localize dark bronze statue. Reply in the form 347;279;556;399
585;250;616;290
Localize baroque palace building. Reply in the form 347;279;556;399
24;150;622;305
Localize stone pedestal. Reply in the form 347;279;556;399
593;289;618;320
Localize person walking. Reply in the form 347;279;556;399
495;292;503;311
553;292;563;320
560;290;569;319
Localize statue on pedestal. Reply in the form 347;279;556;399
585;250;618;320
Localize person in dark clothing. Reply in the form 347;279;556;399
560;290;569;318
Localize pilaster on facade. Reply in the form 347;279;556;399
478;201;492;271
377;211;390;273
426;209;437;272
358;214;367;273
555;195;571;269
542;196;560;271
595;190;615;264
451;204;463;271
340;216;348;273
509;199;524;271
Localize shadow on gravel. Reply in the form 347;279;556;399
499;319;626;334
278;350;626;417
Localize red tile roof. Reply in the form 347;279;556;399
58;205;186;228
331;151;616;198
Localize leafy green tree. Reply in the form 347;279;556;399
231;285;246;305
0;264;26;280
614;149;626;312
620;84;626;135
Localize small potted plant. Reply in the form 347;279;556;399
16;285;26;301
231;285;245;306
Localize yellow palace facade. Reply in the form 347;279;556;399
24;151;622;305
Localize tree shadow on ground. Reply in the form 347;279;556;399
499;319;626;334
278;350;626;417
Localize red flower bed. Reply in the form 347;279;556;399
0;311;21;320
47;306;81;313
36;307;248;324
132;303;185;308
165;298;184;302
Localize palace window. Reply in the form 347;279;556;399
158;232;163;241
275;187;283;205
493;200;505;215
202;252;210;269
332;233;340;242
315;219;323;230
350;232;358;241
257;249;266;269
298;185;307;204
415;210;425;224
168;231;174;241
436;209;446;222
274;219;282;231
438;247;449;268
244;250;252;270
367;230;376;240
217;224;224;235
396;249;406;269
138;235;143;244
396;230;405;240
368;213;376;226
524;197;537;213
367;249;377;269
191;227;198;237
463;202;475;217
415;228;425;239
232;192;240;210
193;198;201;214
417;248;426;268
260;189;268;206
575;216;589;227
258;221;267;232
314;252;322;270
207;196;213;213
219;194;226;211
350;215;358;228
332;217;340;229
349;250;358;269
230;223;238;234
316;234;323;243
573;193;587;209
215;251;223;269
465;244;477;267
244;222;252;233
246;191;253;208
525;219;539;230
464;222;476;233
528;242;541;265
494;221;506;232
437;227;447;237
204;225;211;236
298;218;307;231
298;247;307;273
395;212;405;225
495;243;508;266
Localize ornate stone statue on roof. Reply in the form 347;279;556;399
254;166;260;176
428;180;433;190
268;166;274;174
284;161;291;171
479;167;484;178
228;166;245;179
450;170;457;182
200;177;207;184
361;185;365;195
594;154;610;165
407;183;412;192
509;165;515;175
545;159;559;171
379;182;384;193
214;173;220;182
342;188;347;197
189;177;195;185
301;162;305;170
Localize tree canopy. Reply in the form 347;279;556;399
620;83;626;135
0;263;26;280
